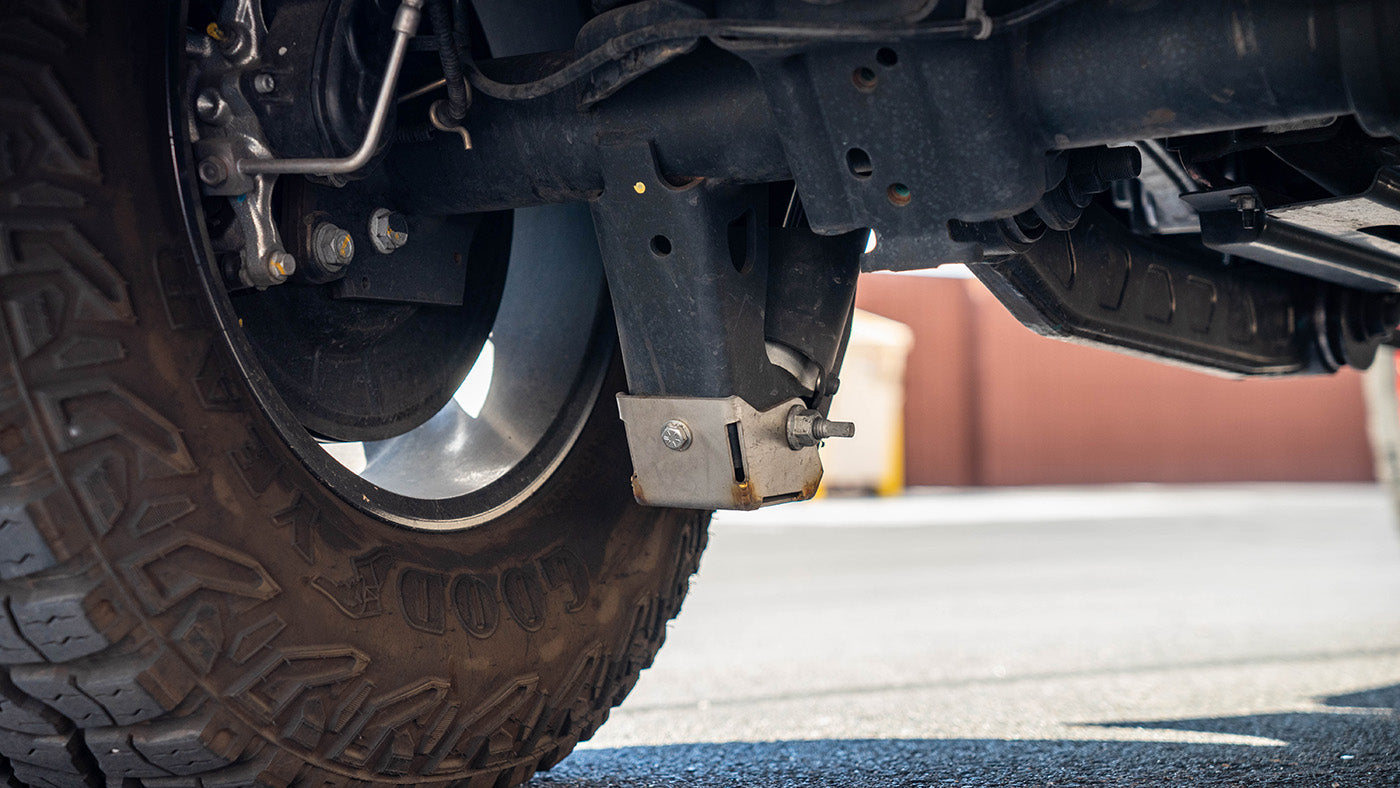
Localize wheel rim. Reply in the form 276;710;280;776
172;1;613;530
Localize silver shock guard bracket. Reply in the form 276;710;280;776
617;395;823;511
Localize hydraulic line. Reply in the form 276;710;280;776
238;0;422;176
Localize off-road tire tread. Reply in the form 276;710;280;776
0;1;710;786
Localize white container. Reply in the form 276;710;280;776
821;309;915;495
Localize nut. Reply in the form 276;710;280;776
786;405;855;450
197;158;228;187
368;208;410;254
660;420;692;452
265;251;296;283
311;222;355;273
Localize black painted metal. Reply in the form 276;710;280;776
389;45;790;214
970;206;1326;376
590;141;808;412
389;0;1399;272
255;0;400;160
374;0;1400;392
1183;177;1400;294
764;227;864;383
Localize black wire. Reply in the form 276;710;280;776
464;0;1080;103
426;0;470;122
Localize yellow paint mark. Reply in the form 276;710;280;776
633;181;647;195
206;22;225;41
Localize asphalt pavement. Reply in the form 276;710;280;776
531;484;1400;787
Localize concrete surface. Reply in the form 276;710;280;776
532;484;1400;786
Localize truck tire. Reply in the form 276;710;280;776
0;1;708;786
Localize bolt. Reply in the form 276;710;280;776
1233;193;1261;230
194;88;230;125
311;222;355;273
266;251;296;283
197;158;228;187
786;405;855;450
368;208;409;254
660;420;692;452
812;417;856;440
253;73;277;94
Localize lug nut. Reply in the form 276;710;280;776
786;405;855;450
311;222;355;274
266;251;296;283
194;88;230;125
253;73;277;94
660;419;692;452
197;157;228;187
369;208;410;254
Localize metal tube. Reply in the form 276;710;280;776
387;0;1386;215
1026;0;1350;148
239;0;423;177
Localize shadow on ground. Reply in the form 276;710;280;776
531;684;1400;787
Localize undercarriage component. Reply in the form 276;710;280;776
590;143;860;509
787;405;856;450
971;207;1399;376
189;0;425;289
188;0;1400;506
188;0;297;288
617;395;823;510
380;0;1400;505
237;0;422;176
1183;170;1400;293
1114;141;1200;237
392;0;1400;272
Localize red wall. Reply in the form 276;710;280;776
856;273;1374;486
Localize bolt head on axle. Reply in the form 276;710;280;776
312;222;355;274
266;251;296;284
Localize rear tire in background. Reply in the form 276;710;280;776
0;2;707;786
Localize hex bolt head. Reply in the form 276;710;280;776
311;222;355;273
786;405;855;450
660;420;692;452
1233;194;1259;213
265;251;296;284
194;88;230;125
253;73;277;94
368;208;409;254
197;157;228;186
